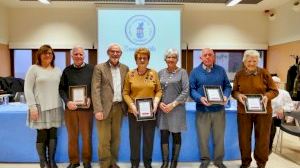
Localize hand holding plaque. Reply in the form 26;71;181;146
244;94;266;113
135;98;155;121
80;97;91;109
203;85;225;105
69;85;89;108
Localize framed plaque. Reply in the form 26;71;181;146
245;94;266;113
203;85;225;104
69;85;87;107
135;98;155;121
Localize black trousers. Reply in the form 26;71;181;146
269;117;281;151
128;113;156;166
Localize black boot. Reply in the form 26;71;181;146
36;143;50;168
170;144;181;168
48;139;58;168
160;144;169;168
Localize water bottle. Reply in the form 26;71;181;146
3;96;9;105
20;95;25;103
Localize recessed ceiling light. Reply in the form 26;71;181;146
226;0;242;7
38;0;51;5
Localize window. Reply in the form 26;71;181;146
54;51;67;71
14;50;32;79
193;50;266;80
12;49;97;78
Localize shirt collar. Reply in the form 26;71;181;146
244;68;258;76
109;62;120;68
73;62;86;68
202;63;213;72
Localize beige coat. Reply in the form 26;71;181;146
91;61;129;119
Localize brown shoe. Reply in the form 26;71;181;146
83;162;92;168
110;163;120;168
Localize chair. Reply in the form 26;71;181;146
275;112;300;153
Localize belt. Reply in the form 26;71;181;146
113;101;122;105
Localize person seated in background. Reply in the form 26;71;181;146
269;76;294;154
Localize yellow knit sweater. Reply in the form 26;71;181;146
123;69;162;110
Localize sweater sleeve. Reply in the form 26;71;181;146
153;71;162;100
263;69;279;100
189;69;202;103
24;65;37;108
231;71;241;100
222;68;232;98
122;71;134;105
59;69;69;104
175;69;189;104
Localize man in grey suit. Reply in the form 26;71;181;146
92;43;129;168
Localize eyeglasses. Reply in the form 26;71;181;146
43;52;53;55
137;57;148;61
109;50;121;54
202;53;214;57
166;56;177;59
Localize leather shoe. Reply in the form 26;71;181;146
110;163;120;168
83;162;92;168
214;163;227;168
200;161;209;168
67;163;80;168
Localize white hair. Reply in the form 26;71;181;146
272;76;281;83
164;48;178;60
107;43;123;53
71;45;85;56
243;50;260;62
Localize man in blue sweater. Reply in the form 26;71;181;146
189;48;232;168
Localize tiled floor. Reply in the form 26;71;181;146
1;128;299;168
1;152;298;168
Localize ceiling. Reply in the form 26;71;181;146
0;0;293;10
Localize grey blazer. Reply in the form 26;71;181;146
91;61;129;119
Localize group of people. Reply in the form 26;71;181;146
24;43;283;168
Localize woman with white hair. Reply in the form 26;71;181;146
232;50;278;168
157;49;189;168
269;76;293;154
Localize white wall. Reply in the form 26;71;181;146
268;1;300;45
9;8;97;49
0;5;9;44
8;5;269;50
182;5;269;49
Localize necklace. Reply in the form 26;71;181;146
163;68;179;89
137;68;148;76
167;67;178;74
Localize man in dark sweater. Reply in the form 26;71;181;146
59;46;94;168
189;48;232;168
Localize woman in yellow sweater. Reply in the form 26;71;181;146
123;48;162;168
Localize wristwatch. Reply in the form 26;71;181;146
172;102;176;108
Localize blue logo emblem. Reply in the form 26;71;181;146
125;15;155;45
